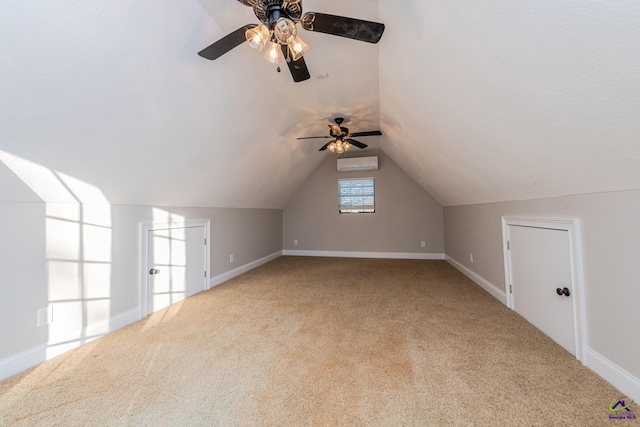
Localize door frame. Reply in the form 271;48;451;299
139;219;210;318
501;216;586;362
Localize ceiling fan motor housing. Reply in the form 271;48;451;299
330;118;347;137
239;0;302;24
330;127;349;138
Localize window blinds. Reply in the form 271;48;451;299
338;178;375;213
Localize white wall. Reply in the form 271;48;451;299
0;202;48;359
0;201;282;379
444;189;640;398
283;150;444;256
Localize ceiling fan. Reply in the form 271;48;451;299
297;117;382;153
198;0;385;82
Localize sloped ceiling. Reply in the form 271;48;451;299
0;0;380;208
379;1;640;206
2;1;639;209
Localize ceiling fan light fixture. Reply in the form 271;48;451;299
274;18;298;45
288;35;309;61
246;24;270;51
199;3;386;83
297;117;381;152
263;39;282;64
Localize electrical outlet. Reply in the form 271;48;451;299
294;239;298;246
470;253;474;263
420;241;426;248
37;306;53;327
230;254;234;263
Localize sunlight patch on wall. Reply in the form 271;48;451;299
0;151;77;203
146;208;188;316
0;150;113;360
152;207;185;224
46;202;113;358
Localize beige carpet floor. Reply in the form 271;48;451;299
0;257;635;426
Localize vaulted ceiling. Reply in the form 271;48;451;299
2;1;639;208
379;1;640;206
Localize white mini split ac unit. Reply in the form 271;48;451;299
337;156;379;172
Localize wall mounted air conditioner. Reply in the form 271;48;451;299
337;156;379;172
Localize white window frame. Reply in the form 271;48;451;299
338;177;375;214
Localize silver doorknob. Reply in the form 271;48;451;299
149;269;160;275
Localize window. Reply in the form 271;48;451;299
338;178;375;214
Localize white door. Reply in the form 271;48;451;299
147;226;207;314
508;225;575;355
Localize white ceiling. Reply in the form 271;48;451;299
379;1;640;205
1;1;639;208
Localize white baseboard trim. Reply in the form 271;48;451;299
445;255;508;305
282;250;445;260
210;251;282;287
0;308;139;381
0;343;48;382
584;346;640;401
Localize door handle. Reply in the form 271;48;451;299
555;287;570;297
149;269;160;275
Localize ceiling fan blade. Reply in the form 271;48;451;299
301;12;385;44
349;130;382;138
281;45;311;82
198;24;256;60
319;140;336;151
346;139;368;149
297;136;332;140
